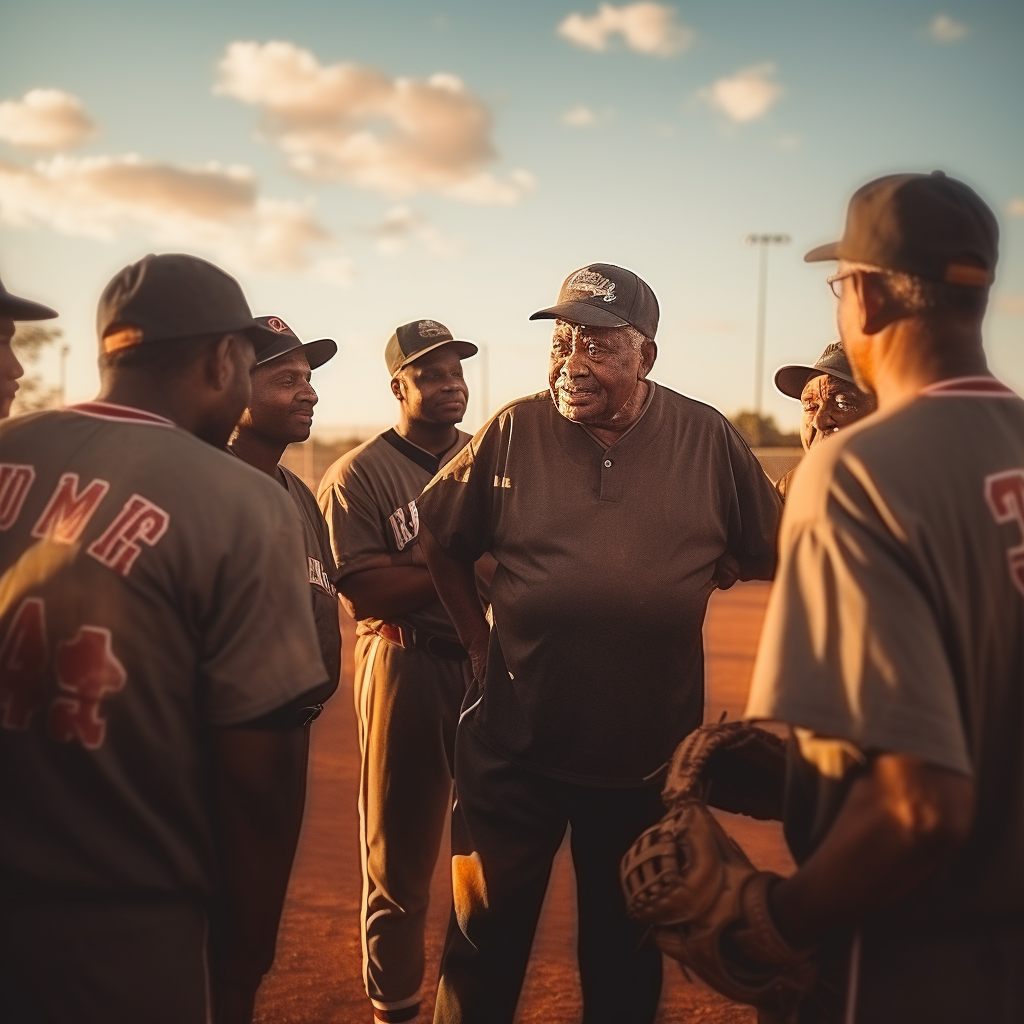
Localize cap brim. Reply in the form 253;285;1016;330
774;364;822;400
257;336;338;370
803;241;840;264
396;338;478;373
775;362;857;399
529;301;629;329
0;294;59;320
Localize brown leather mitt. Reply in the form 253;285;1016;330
661;720;787;820
620;799;816;1021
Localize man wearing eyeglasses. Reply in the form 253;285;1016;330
772;339;876;500
744;172;1024;1022
417;263;781;1024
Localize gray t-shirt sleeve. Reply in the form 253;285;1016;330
202;491;329;726
318;461;392;578
418;420;498;562
746;454;972;776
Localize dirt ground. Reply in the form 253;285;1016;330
255;581;792;1024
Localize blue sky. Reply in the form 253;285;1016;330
2;0;1022;433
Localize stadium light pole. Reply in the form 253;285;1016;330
743;233;790;416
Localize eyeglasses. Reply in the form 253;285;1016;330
826;271;856;299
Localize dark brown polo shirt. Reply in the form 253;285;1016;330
418;384;780;786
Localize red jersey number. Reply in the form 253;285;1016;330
985;469;1024;596
48;627;127;749
0;600;127;747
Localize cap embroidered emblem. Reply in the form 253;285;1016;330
566;268;617;303
418;320;448;338
267;317;290;333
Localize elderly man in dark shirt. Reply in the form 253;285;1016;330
418;263;780;1024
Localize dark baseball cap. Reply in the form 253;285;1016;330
775;340;857;400
385;320;477;377
530;263;659;340
0;274;58;321
254;316;337;370
805;171;998;287
97;253;276;358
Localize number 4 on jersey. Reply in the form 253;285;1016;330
0;598;126;748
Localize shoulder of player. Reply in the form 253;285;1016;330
316;433;391;494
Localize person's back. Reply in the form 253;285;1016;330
0;253;333;1024
0;404;318;896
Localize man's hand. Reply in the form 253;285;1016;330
420;527;490;685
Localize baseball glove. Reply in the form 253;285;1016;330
661;720;787;820
621;799;816;1021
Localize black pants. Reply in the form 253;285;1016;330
433;723;665;1024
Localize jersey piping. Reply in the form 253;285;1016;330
921;377;1016;398
381;428;458;475
67;401;177;426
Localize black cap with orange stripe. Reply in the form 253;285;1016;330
805;171;998;287
97;253;277;359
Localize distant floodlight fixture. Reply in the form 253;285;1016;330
742;233;791;415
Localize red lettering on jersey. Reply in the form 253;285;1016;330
0;598;48;730
86;494;170;576
31;473;110;544
0;464;36;530
985;469;1024;595
47;627;126;749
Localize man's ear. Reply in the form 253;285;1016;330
203;333;238;391
390;376;404;402
856;272;902;336
639;340;657;379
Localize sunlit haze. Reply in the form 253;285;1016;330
3;0;1022;434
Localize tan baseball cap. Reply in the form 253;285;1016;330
805;171;998;287
775;341;857;400
385;320;477;377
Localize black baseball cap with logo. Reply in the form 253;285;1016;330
97;253;276;358
530;263;660;340
254;316;337;369
805;171;999;287
775;340;857;400
0;274;58;321
385;320;477;377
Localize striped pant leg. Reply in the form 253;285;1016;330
353;632;465;1020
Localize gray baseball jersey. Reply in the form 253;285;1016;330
747;376;1024;930
0;402;327;899
317;427;471;641
280;465;341;686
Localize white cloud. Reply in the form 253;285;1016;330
0;89;95;151
1009;198;1024;217
215;40;533;204
368;205;463;257
0;154;346;280
929;14;967;42
558;2;693;56
699;63;783;123
562;105;598;127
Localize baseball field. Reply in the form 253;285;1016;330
255;580;791;1024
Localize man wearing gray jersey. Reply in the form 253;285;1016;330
746;172;1024;1022
318;319;486;1024
0;254;333;1024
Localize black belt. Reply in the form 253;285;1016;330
378;622;468;661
